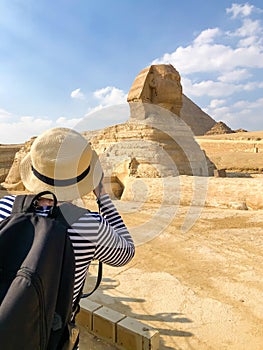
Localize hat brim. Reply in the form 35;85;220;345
20;150;103;201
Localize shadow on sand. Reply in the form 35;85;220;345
84;275;194;349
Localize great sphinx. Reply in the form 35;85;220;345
2;64;215;194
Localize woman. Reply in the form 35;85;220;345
0;127;135;349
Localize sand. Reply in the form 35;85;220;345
81;200;263;350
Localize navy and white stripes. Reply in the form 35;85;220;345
0;194;135;309
0;195;15;219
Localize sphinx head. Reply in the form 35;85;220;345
127;64;183;117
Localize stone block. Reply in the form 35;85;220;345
116;317;160;350
77;299;102;331
93;306;125;343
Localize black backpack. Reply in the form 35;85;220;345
0;191;89;350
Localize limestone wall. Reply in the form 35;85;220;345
121;176;263;210
86;119;215;183
0;145;21;185
1;138;35;191
196;138;263;172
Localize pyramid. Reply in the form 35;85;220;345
205;121;234;135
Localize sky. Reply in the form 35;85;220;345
0;0;263;144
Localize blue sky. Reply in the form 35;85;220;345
0;0;263;143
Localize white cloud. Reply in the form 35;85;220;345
0;108;12;120
226;3;254;19
78;103;130;132
218;69;251;83
204;97;263;131
208;99;226;108
0;116;53;144
0;86;129;143
79;86;129;128
0;111;84;144
233;97;263;110
181;77;243;97
153;3;263;74
153;42;231;74
238;35;260;47
93;86;127;106
152;3;263;130
55;117;82;128
228;18;263;48
234;18;262;38
183;76;263;100
193;28;221;45
70;88;85;100
153;34;263;74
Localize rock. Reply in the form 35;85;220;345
196;134;263;173
235;128;248;133
228;202;248;210
121;176;263;210
127;64;216;136
1;137;36;191
127;64;183;117
89;114;215;186
0;144;21;183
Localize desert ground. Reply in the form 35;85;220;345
78;197;263;350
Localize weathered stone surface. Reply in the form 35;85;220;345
84;113;215;191
121;175;263;210
0;144;21;183
127;64;183;117
127;64;216;136
1;137;36;191
196;133;263;173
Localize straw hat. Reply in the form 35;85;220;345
20;127;103;201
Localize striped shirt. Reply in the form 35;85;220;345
0;194;135;310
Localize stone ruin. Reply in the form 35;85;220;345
2;64;216;198
2;137;36;192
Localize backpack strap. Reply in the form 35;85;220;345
12;193;103;313
56;203;103;298
71;261;103;323
81;262;103;298
12;195;35;214
56;202;88;226
12;191;58;214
